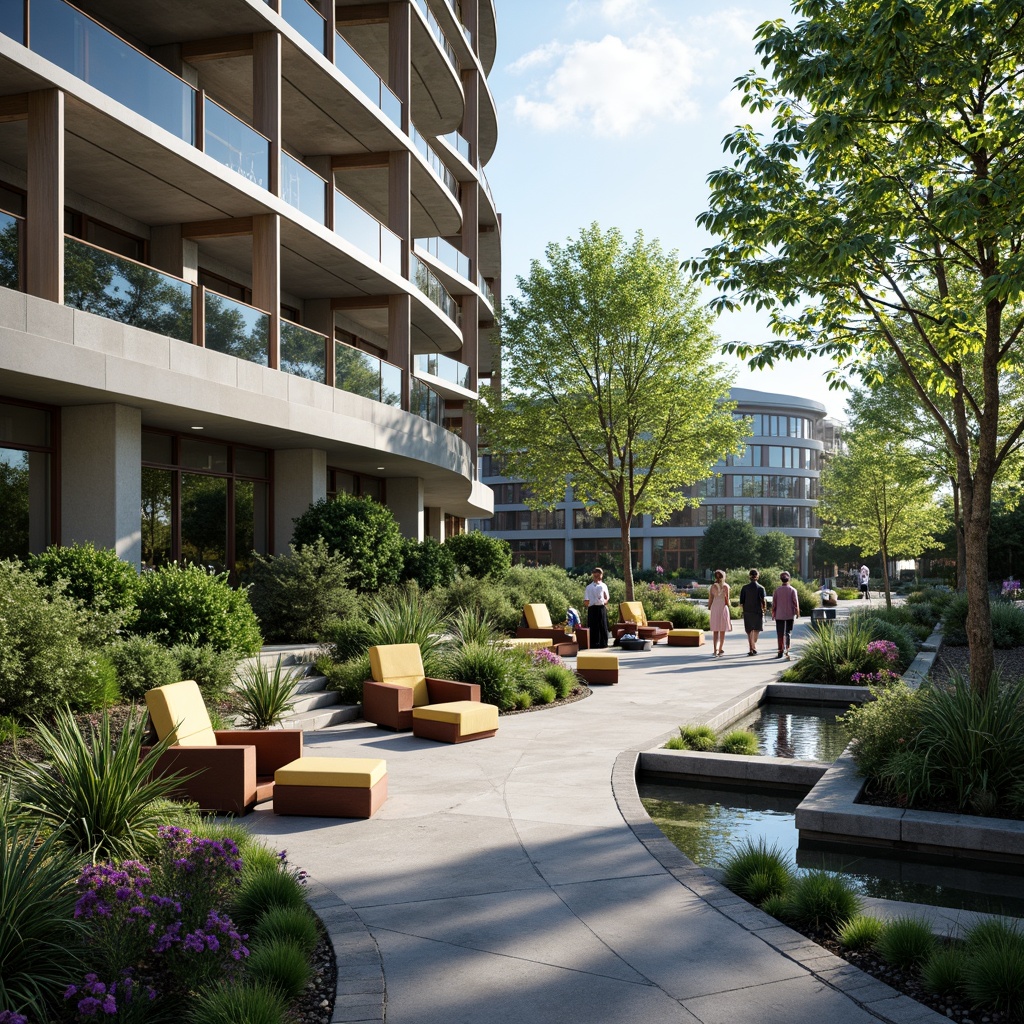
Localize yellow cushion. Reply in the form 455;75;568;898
498;637;553;650
669;629;704;637
369;644;429;706
412;700;498;734
275;756;386;789
523;603;553;629
145;680;217;746
577;652;619;670
620;601;648;628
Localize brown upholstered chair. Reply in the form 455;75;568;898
613;601;671;645
363;643;498;743
144;679;303;816
515;603;580;656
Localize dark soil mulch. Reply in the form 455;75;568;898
501;682;592;715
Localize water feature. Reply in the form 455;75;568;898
729;700;850;761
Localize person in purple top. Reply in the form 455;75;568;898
771;571;801;660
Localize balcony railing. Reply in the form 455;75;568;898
204;290;270;365
415;237;469;281
281;152;327;224
280;319;328;382
411;125;460;199
335;342;401;406
64;237;193;343
412;0;458;70
442;129;471;162
411;378;443;425
280;0;325;51
479;165;496;210
29;0;195;144
334;189;402;273
411;254;460;325
204;97;269;189
334;32;402;127
478;273;495;309
0;212;21;290
415;352;470;390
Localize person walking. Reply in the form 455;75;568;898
771;571;800;660
707;569;733;656
738;569;767;655
584;567;611;649
859;565;870;599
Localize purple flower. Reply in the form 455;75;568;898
0;1012;29;1024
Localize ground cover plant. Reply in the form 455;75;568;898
664;724;758;755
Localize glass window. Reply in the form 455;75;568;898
0;448;49;558
180;438;229;474
142;431;174;465
141;466;173;568
235;448;268;479
181;473;227;570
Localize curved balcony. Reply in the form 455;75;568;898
478;0;497;75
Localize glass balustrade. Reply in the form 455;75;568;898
30;0;195;144
412;0;458;70
0;213;21;290
335;343;402;407
415;352;470;390
334;33;402;126
1;2;25;43
410;378;442;425
281;0;325;51
410;125;459;198
280;320;327;382
204;98;269;189
411;254;459;324
64;238;193;342
281;152;327;224
478;273;495;309
204;290;269;365
415;237;469;280
479;165;496;210
334;190;401;273
442;130;471;162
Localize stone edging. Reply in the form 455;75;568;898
612;749;950;1024
303;878;386;1024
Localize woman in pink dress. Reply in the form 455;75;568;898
707;569;733;656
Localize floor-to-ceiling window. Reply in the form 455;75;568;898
0;399;56;558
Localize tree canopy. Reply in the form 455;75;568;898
480;223;746;598
687;0;1024;692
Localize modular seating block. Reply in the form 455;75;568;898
577;651;619;685
412;700;499;743
273;756;388;818
667;629;705;647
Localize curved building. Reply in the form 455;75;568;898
0;0;497;567
474;389;831;578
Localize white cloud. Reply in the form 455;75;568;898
511;30;701;137
566;0;653;28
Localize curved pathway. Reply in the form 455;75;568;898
245;605;945;1024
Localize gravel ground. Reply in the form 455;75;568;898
929;642;1024;683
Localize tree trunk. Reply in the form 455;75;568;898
951;477;966;591
621;521;634;601
960;460;994;697
880;545;892;609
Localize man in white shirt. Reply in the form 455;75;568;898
584;567;611;649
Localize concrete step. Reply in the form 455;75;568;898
290;687;346;714
280;704;361;731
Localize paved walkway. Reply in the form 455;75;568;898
244;601;946;1024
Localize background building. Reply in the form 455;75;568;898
473;389;833;579
0;0;498;568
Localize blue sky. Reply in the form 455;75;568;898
485;0;847;420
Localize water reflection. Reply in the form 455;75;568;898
731;701;850;761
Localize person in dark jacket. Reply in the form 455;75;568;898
738;569;767;655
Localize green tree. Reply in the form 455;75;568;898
698;518;759;572
481;224;746;599
444;532;511;580
0;459;30;560
818;429;941;607
688;0;1024;693
292;495;403;592
756;531;795;571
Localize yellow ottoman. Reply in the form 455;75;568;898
274;756;387;818
668;629;705;647
412;700;499;743
576;651;619;685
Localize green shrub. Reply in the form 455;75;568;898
0;820;84;1020
400;537;457;590
922;945;967;997
172;643;239;704
838;682;923;780
964;919;1024;1015
852;604;930;643
756;531;795;569
234;657;299;729
760;892;792;921
242;540;357;643
722;839;794;903
292;495;404;592
838;914;883;951
320;654;370;705
874;746;933;806
9;707;183;860
788;617;876;685
786;871;860;932
133;563;262;654
229;866;307;932
319;619;373;662
28;542;139;617
443;642;534;710
859;617;918;670
790;577;819;616
186;982;287;1024
666;600;711;629
664;735;687;749
364;588;450;672
836;588;859;600
249;906;319;957
245;937;311;1000
444;532;512;580
0;559;93;719
436;575;521;632
718;729;759;756
72;652;121;711
876;916;937;970
526;679;557;705
542;663;578;699
991;600;1024;648
106;634;181;699
675;724;717;751
450;607;502;647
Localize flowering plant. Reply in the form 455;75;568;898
850;669;901;687
865;640;899;663
1002;578;1021;600
532;647;563;668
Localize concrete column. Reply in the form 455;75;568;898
388;476;424;541
273;448;327;553
61;404;142;565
